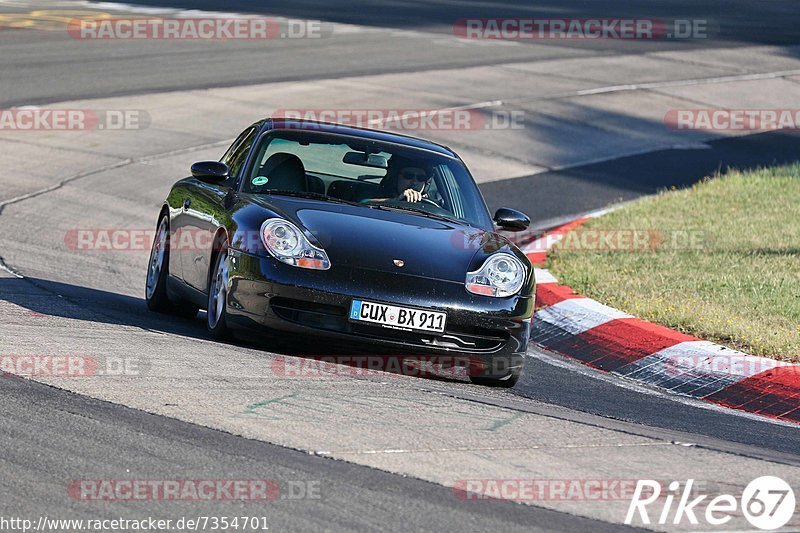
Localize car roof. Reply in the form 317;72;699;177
261;119;458;158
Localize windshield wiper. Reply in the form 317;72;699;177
259;190;469;226
369;203;466;226
258;190;361;206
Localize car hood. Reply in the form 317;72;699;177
250;195;508;282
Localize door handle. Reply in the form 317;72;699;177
183;198;191;209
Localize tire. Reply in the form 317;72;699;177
145;215;199;318
468;358;522;388
207;244;231;340
469;369;521;388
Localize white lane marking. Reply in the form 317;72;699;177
575;69;800;96
0;159;132;216
0;258;23;278
522;212;620;256
584;205;623;219
521;233;563;254
367;100;504;128
534;268;558;284
0;139;230;216
535;298;633;336
521;202;637;241
527;349;799;428
316;441;680;456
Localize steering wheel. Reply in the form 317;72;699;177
418;197;441;207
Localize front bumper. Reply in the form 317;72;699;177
225;249;533;373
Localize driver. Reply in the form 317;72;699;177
394;166;430;202
368;165;434;204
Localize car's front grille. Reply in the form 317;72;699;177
350;322;507;352
447;324;510;342
270;297;508;352
270;297;349;331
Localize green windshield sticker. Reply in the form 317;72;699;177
251;176;268;186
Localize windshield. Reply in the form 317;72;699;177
241;129;493;228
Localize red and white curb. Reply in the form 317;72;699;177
524;218;800;424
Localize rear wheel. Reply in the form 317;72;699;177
207;245;231;340
145;215;198;318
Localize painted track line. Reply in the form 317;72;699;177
575;68;800;96
527;348;800;429
526;219;800;424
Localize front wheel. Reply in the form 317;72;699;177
468;357;522;388
469;370;521;388
207;246;231;340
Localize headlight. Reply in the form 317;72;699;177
465;253;526;297
260;219;330;270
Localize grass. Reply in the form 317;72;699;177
546;164;800;362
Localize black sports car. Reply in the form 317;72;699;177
146;119;535;386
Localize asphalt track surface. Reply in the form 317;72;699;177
482;130;800;221
2;1;800;531
2;375;636;532
2;0;800;107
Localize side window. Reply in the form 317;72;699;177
221;127;257;185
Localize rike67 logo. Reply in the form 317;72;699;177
626;476;796;530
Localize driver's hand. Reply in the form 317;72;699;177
400;189;424;202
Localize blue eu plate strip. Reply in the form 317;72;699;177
350;300;363;319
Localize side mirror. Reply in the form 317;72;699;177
494;208;530;231
191;161;230;183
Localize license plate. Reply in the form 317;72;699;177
349;300;446;333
